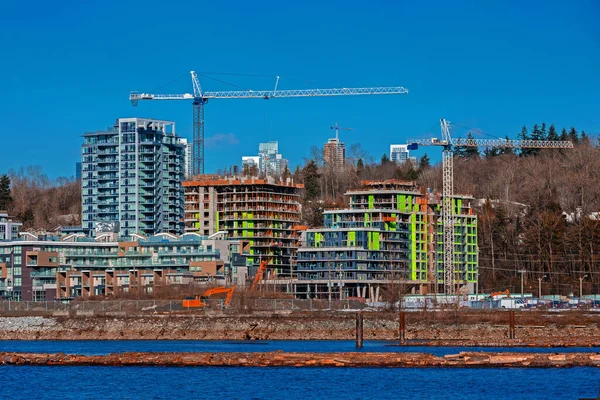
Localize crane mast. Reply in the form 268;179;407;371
131;71;408;175
409;119;574;295
440;119;455;295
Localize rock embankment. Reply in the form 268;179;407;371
0;314;598;346
2;351;600;368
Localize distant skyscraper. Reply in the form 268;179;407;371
81;118;185;237
390;144;411;164
324;137;345;168
179;138;193;179
75;162;82;181
242;141;288;177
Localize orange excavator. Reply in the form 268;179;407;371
490;290;510;298
250;260;268;292
182;286;235;308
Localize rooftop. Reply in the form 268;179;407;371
183;175;303;189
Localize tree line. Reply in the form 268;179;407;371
0;166;81;230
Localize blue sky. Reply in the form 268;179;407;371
1;0;598;178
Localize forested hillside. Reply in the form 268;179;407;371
0;166;81;230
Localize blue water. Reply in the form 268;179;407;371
2;365;599;399
1;339;599;356
1;341;599;399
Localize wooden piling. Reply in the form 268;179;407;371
356;312;363;348
509;310;516;339
399;310;406;345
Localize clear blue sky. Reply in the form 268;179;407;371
1;0;598;178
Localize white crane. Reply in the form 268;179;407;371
130;71;408;175
408;119;573;295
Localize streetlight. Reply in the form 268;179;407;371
579;275;588;299
538;275;547;299
518;270;526;299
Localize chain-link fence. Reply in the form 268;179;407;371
0;298;367;316
1;297;595;316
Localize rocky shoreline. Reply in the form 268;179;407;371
0;314;599;347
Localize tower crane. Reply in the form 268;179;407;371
130;71;408;175
408;119;573;295
330;122;354;140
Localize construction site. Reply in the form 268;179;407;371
183;176;304;278
295;179;478;300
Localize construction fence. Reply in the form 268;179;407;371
0;298;370;315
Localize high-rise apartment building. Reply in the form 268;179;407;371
179;138;193;179
81;118;185;237
295;180;478;299
75;162;82;181
390;144;411;164
242;141;288;177
324;137;345;168
183;176;303;277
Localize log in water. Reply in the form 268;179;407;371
2;351;600;367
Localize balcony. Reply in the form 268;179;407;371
30;270;57;278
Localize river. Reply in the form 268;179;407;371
1;340;598;399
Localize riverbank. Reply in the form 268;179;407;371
0;312;599;346
2;351;600;367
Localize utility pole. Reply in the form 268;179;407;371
518;270;526;299
538;275;547;299
579;275;588;299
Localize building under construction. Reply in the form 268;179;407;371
183;177;303;277
295;180;478;300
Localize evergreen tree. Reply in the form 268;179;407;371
0;174;11;211
580;130;589;144
559;128;569;142
547;124;559;141
356;158;364;176
405;167;419;181
518;126;533;157
568;127;579;144
302;161;320;201
484;147;501;158
381;153;390;165
539;122;547;141
282;165;291;181
500;136;515;155
418;154;430;170
458;132;480;159
529;124;542;156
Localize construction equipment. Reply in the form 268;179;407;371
330;122;354;140
408;119;573;295
490;290;510;298
130;71;408;175
250;260;268;292
182;286;235;308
